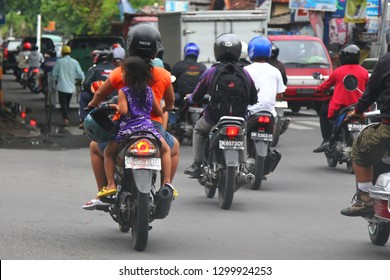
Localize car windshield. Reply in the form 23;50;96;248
70;38;124;50
275;40;331;68
7;41;21;51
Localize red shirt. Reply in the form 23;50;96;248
317;64;369;118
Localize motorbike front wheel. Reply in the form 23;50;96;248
346;160;354;174
131;191;150;251
218;166;236;210
251;155;265;190
368;222;390;246
205;186;216;198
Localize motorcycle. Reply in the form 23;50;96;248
85;85;176;252
171;100;204;145
198;116;255;209
313;73;367;173
355;111;390;246
27;67;42;94
246;111;282;190
271;100;290;147
342;75;390;245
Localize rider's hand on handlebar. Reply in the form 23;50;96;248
346;110;365;122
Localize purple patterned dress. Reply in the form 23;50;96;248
115;85;161;143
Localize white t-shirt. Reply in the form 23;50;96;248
244;62;286;117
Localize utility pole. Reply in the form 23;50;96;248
377;0;389;57
37;14;41;52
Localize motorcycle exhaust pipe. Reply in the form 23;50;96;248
281;118;291;134
154;184;174;219
236;172;255;188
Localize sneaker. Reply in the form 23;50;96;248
313;140;329;153
340;191;374;217
184;161;202;178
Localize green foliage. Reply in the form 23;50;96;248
1;0;126;38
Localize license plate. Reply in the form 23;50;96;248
296;88;315;94
125;157;161;170
348;123;366;131
219;140;244;150
251;132;273;141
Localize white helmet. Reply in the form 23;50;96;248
240;41;248;60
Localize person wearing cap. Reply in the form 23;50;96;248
52;45;85;126
112;44;126;67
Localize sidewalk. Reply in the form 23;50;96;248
0;73;89;149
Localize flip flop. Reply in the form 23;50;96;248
82;199;111;210
97;187;117;197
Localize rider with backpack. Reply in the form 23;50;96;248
184;33;258;178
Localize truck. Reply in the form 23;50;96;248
157;10;269;68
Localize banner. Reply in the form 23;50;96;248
344;0;367;23
329;18;347;44
289;0;337;12
331;0;348;18
309;11;324;38
366;0;381;18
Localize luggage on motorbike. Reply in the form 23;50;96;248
264;150;282;175
208;62;250;123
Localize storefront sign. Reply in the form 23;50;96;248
289;0;337;12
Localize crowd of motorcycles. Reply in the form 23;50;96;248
87;73;390;251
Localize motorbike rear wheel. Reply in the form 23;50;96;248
205;186;216;198
131;191;149;251
368;222;390;246
271;120;281;147
250;155;265;190
325;154;337;168
218;166;236;210
346;160;354;174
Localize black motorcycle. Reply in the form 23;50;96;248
246;111;282;190
85;104;176;252
198;116;254;209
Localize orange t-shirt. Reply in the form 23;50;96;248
109;66;172;124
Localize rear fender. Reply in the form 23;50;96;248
131;169;154;194
254;141;268;157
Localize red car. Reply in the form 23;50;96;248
268;35;333;114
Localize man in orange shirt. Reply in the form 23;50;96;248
83;23;179;210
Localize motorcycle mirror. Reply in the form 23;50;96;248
312;72;322;80
343;74;362;93
91;80;105;94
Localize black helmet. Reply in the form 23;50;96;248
271;43;279;59
340;44;360;65
127;23;161;59
214;33;242;62
84;106;119;143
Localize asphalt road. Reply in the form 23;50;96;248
0;73;389;260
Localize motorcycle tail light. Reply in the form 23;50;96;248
226;126;240;137
33;68;39;73
4;48;8;59
23;68;29;73
21;111;27;119
257;116;271;123
129;139;158;156
30;119;37;126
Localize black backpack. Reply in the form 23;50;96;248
208;62;250;123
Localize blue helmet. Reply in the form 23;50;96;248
248;36;272;61
184;42;200;58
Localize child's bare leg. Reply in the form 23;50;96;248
104;141;119;191
160;138;171;185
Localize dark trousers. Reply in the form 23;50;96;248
319;102;332;141
58;91;72;120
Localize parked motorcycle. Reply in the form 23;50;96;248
198;116;254;209
246;111;282;190
84;86;176;252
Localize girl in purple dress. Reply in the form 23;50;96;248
98;56;172;197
